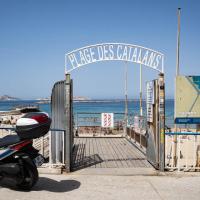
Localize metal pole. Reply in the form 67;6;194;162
64;73;71;172
140;62;143;116
176;8;181;76
174;8;181;167
124;62;128;136
159;73;165;171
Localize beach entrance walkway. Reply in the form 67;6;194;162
72;137;153;173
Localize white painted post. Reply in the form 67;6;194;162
186;136;188;170
49;131;52;165
41;136;44;156
62;131;65;164
178;135;181;172
140;62;143;116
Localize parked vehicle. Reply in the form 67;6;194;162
0;112;51;190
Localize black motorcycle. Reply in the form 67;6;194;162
0;112;51;190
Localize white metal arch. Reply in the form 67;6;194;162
65;43;164;74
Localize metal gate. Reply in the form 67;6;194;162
51;74;73;172
146;74;165;171
51;80;65;164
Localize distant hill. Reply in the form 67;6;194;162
0;95;19;101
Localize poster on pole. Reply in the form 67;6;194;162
101;113;114;128
146;81;155;123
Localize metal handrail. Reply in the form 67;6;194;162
0;127;65;132
165;132;200;135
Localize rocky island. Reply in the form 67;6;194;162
0;95;19;101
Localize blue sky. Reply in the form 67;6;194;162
0;0;200;99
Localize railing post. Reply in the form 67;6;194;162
49;131;52;164
41;136;44;156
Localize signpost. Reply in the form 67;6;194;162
146;74;165;171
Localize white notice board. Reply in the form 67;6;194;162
101;113;114;128
146;81;155;123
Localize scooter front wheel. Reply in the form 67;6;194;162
17;161;38;190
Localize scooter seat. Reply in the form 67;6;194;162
0;135;21;148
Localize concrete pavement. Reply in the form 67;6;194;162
1;173;200;200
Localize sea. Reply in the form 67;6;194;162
0;99;174;127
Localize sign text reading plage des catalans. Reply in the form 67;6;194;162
65;43;164;73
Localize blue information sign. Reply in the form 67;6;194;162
175;117;200;124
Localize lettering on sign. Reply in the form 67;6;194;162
65;43;164;73
101;113;114;128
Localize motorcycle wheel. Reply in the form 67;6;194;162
17;162;38;190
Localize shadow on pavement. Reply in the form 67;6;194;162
0;177;81;193
34;177;81;192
